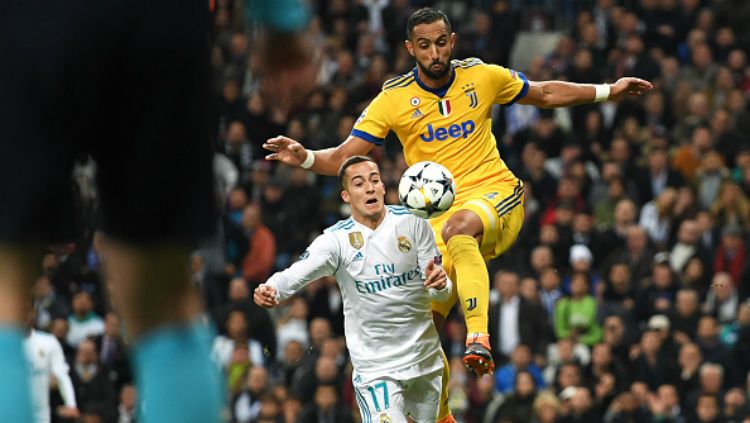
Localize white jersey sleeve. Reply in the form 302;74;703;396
414;217;452;303
266;233;339;301
49;337;76;408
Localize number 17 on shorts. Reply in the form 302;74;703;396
352;370;442;423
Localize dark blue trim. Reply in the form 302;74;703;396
413;66;455;98
351;129;384;146
498;199;523;216
383;74;411;88
505;71;529;106
386;76;415;90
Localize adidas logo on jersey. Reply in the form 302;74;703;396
353;251;364;261
411;108;423;119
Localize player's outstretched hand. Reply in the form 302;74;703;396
263;136;307;166
424;259;447;290
609;77;653;101
254;284;279;308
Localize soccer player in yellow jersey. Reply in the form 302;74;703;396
265;3;650;408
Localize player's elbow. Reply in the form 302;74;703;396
535;92;556;109
527;83;556;108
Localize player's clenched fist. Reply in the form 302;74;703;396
423;259;447;290
254;284;279;308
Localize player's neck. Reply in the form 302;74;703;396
416;65;452;89
352;209;386;230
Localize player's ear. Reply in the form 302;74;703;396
450;32;456;49
405;39;414;57
341;190;350;204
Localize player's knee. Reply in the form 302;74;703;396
441;220;474;242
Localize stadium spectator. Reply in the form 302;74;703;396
66;291;104;349
232;366;269;423
492;370;538;422
695;316;738;386
91;313;131;394
703;274;740;324
213;277;277;358
555;272;602;346
239;203;277;287
71;339;116;422
33;275;69;332
213;309;266;368
489;270;550;364
496;344;546;394
116;384;137;423
297;383;354;423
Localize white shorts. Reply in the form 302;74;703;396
352;369;443;423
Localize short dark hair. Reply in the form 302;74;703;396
406;7;452;39
338;155;376;188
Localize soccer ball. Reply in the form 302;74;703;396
398;161;456;219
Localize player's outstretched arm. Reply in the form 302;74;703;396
263;134;375;176
519;77;653;108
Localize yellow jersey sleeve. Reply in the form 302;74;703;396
485;64;529;105
350;91;393;146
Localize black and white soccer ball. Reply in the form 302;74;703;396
398;161;456;219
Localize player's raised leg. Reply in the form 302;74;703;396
441;210;495;376
0;247;36;422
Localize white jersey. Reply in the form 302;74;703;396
24;330;77;423
267;205;451;382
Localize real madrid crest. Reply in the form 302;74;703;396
349;232;364;249
379;413;391;423
397;236;412;253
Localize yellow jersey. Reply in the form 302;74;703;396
351;58;529;207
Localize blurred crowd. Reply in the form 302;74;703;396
35;0;750;422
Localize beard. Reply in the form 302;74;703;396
417;57;452;80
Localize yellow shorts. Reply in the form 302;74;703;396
430;179;525;317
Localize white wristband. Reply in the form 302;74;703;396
300;150;315;169
594;84;611;102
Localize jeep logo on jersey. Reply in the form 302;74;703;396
397;236;411;253
419;120;476;142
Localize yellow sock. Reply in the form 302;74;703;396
446;234;489;337
437;349;453;421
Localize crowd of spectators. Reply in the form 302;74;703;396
32;0;750;421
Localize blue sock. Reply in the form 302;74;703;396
134;320;225;423
0;327;33;423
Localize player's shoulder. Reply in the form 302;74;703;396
452;57;486;69
325;217;355;234
387;204;413;216
386;205;423;227
381;69;416;92
30;330;58;345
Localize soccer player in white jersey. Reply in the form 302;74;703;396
24;323;79;423
254;156;452;422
